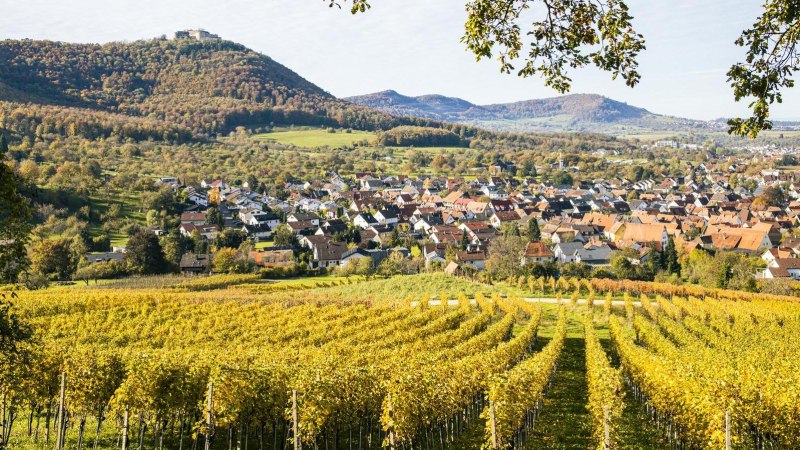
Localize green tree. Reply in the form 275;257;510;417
459;229;470;250
0;164;32;283
527;217;541;241
610;253;636;280
273;224;297;248
727;1;800;137
161;229;194;267
759;185;786;207
124;231;168;275
0;134;8;156
206;207;224;228
214;229;246;249
663;236;680;274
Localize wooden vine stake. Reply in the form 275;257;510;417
489;400;498;450
55;372;66;450
292;390;300;450
603;405;610;450
725;410;731;450
122;407;129;450
204;382;214;450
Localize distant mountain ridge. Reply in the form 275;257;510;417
345;91;715;134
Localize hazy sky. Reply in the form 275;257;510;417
1;0;798;120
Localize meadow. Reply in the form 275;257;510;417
253;127;375;148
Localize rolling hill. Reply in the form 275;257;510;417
0;38;443;140
345;91;720;135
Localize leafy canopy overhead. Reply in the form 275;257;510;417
329;0;800;138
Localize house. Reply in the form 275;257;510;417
180;252;212;274
312;241;349;268
241;223;272;241
574;242;614;267
455;250;487;270
340;248;389;267
762;258;800;279
423;243;447;268
250;249;295;268
180;223;220;240
180;212;207;225
374;209;400;226
316;219;349;236
619;223;669;251
489;210;522;228
521;241;555;265
287;212;320;227
353;213;380;230
553;242;585;263
287;220;317;235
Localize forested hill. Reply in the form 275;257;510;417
0;38;443;140
345;91;714;134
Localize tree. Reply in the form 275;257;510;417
214;229;246;249
610;253;636;280
206;207;224;228
501;222;521;238
124;231;168;275
728;0;800;138
0;134;8;156
0;164;32;283
459;230;470;250
663;236;680;274
527;217;541;241
161;229;194;267
336;0;796;137
213;248;239;273
486;234;526;279
759;185;786;207
0;297;32;358
552;171;574;186
29;239;73;281
273;224;297;248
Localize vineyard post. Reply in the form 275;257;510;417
489;400;498;450
725;410;731;450
205;382;214;450
603;405;610;450
55;371;66;450
121;408;129;450
387;394;395;450
292;390;300;450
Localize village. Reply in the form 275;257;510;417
82;154;800;284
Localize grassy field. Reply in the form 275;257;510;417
87;189;146;247
254;127;375;147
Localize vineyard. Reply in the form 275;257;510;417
1;273;800;450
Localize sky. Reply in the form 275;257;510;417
1;0;797;121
